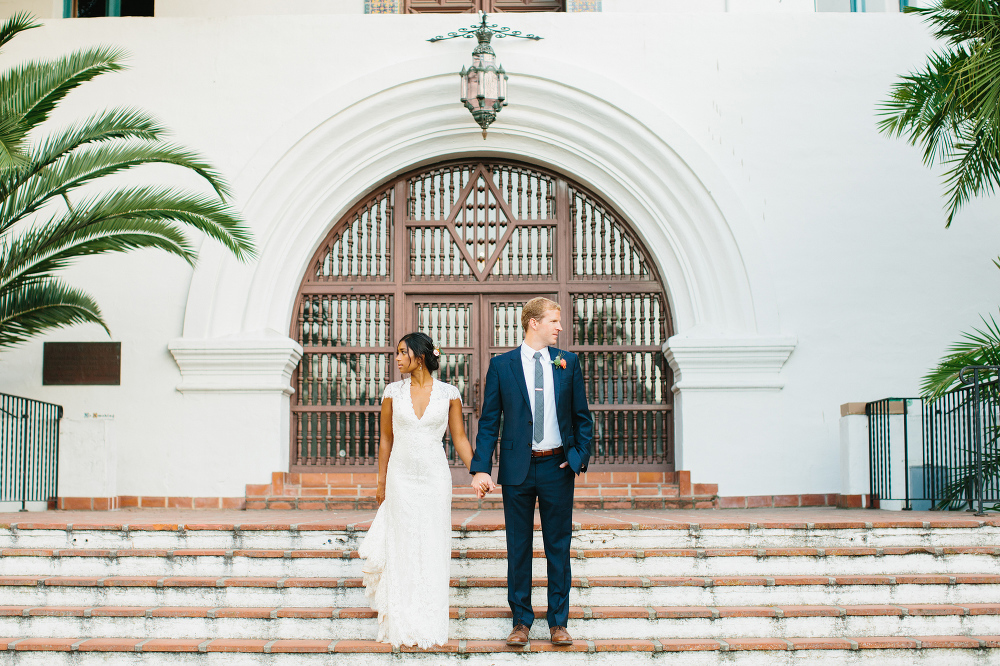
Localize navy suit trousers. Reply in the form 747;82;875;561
501;452;575;628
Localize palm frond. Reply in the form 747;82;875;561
0;12;40;53
0;13;41;172
37;186;253;261
0;112;29;173
941;116;1000;224
878;0;1000;224
0;46;128;138
921;312;1000;396
1;142;235;234
0;217;195;290
0;107;165;200
953;38;1000;113
0;17;255;352
877;49;966;165
0;278;107;350
931;444;1000;510
913;0;1000;43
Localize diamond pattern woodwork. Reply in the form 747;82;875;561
291;160;672;472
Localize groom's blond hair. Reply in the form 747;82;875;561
521;297;561;332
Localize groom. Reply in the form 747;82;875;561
470;297;593;647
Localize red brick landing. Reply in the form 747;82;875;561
244;471;720;511
50;473;872;511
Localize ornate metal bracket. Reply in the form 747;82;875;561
428;13;543;43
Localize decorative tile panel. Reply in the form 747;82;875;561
568;0;601;11
366;0;399;13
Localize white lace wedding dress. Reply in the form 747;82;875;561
358;378;461;648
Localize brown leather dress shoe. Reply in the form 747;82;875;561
506;623;530;646
550;626;573;646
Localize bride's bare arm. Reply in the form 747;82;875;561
376;398;393;507
448;399;474;471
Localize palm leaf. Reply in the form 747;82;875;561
922;312;1000;396
0;217;194;289
0;188;252;288
0;46;128;139
62;186;253;260
1;142;234;234
877;49;966;166
0;12;41;171
930;440;1000;510
0;278;106;349
0;14;255;351
0;13;40;53
0;111;29;173
940;117;1000;224
878;0;1000;224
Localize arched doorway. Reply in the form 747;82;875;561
290;159;673;477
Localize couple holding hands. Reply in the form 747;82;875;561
358;297;593;648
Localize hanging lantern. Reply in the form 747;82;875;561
460;18;508;140
429;14;541;140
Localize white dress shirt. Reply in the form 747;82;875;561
519;341;563;451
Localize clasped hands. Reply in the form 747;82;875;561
471;472;495;498
472;461;569;498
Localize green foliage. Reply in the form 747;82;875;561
921;313;1000;510
0;14;254;350
878;0;1000;225
922;312;1000;397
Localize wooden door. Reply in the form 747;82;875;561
291;159;674;473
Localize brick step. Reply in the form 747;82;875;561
1;604;999;641
252;495;721;510
265;483;695;494
4;520;1000;550
2;546;997;578
1;635;998;664
2;575;998;609
248;471;721;510
260;471;688;489
249;483;718;511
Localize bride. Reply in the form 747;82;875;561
358;332;477;648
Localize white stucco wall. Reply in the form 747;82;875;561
0;11;997;499
0;0;60;18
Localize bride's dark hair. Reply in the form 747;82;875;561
400;332;440;372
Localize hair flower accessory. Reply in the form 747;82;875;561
552;353;566;369
433;347;441;357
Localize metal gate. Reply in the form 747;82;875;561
290;159;673;473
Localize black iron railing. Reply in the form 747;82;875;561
867;398;912;510
867;367;1000;515
0;393;63;511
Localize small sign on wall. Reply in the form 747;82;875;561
43;342;121;386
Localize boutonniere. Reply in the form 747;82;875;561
551;353;566;369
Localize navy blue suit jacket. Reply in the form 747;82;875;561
470;347;593;486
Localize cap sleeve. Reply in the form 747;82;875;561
381;382;397;403
447;383;463;405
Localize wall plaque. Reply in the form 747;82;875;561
43;342;121;386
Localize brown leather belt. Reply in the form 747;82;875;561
531;446;564;458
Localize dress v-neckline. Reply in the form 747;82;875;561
407;378;435;421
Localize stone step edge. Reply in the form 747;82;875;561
3;636;1000;653
3;574;999;588
250;498;720;510
264;483;689;492
6;518;1000;532
3;604;1000;620
255;488;698;498
2;546;998;559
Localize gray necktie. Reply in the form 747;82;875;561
533;352;544;443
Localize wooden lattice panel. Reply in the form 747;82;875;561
291;159;673;473
309;189;392;282
571;187;652;279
